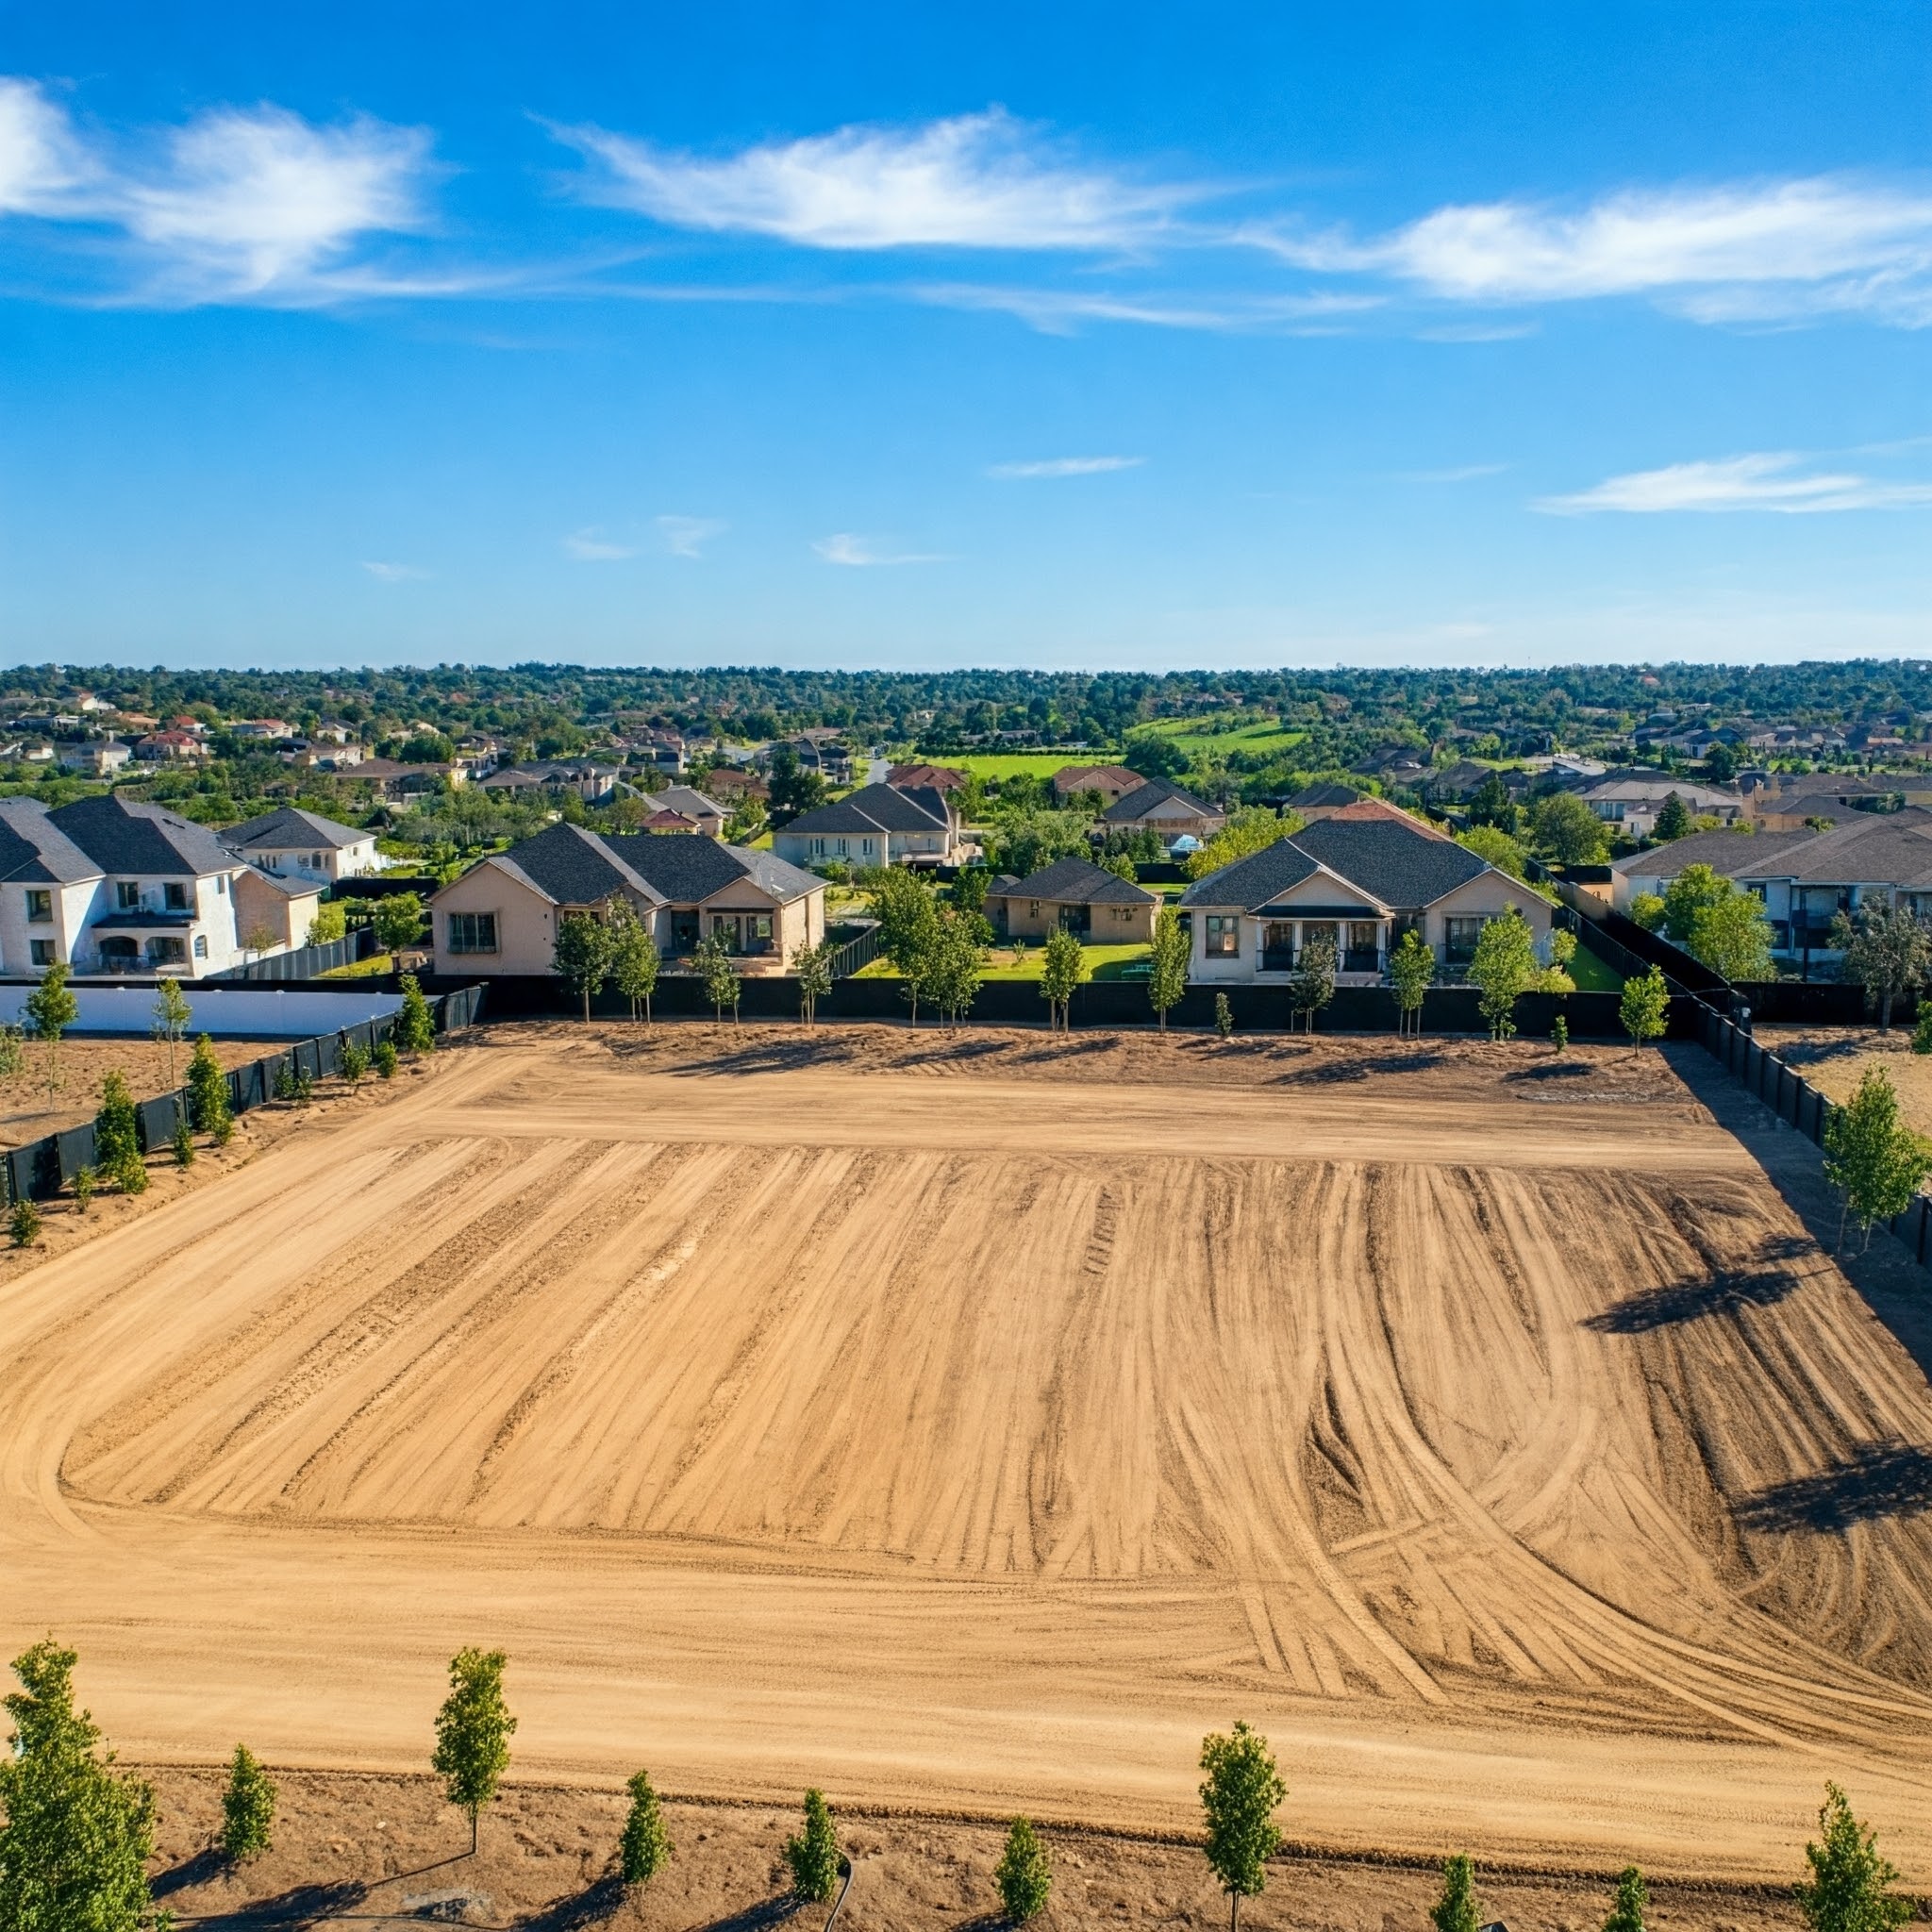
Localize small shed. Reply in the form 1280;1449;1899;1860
985;856;1159;942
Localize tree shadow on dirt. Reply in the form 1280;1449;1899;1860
1010;1037;1118;1065
1762;1035;1881;1068
642;1037;863;1076
172;1880;370;1930
1736;1440;1932;1532
688;1899;799;1932
1273;1050;1449;1083
1585;1265;1802;1333
154;1850;228;1899
1503;1060;1596;1083
514;1875;625;1932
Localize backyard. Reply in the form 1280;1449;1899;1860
856;940;1153;981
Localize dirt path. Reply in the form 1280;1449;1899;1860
6;1029;1932;1885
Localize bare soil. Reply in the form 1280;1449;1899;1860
145;1768;1807;1932
1757;1024;1932;1135
6;1023;1932;1887
0;1035;263;1141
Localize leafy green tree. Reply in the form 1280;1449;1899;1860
394;974;436;1054
991;808;1091;879
1466;771;1515;832
93;1073;146;1195
868;868;941;980
188;1035;233;1144
1431;1854;1482;1932
1824;1067;1932;1253
1797;1783;1911;1932
1289;932;1337;1034
220;1744;276;1862
1148;906;1190;1030
994;1817;1052;1924
553;910;616;1022
1039;926;1086;1033
1183;807;1302;882
25;962;78;1110
1603;1864;1647;1932
73;1167;95;1214
1629;892;1667;932
1914;1003;1932;1056
1529;791;1610;866
695;933;741;1024
794;938;834;1026
1214;991;1233;1040
1688;890;1776;982
1124;731;1190;780
951;866;991;913
0;1639;161;1932
431;1647;516;1854
1456;824;1528;879
0;1025;23;1080
608;903;660;1024
1832;901;1932;1030
1198;1721;1285;1932
766;744;828;825
926;912;985;1032
784;1790;841;1905
1660;864;1727;944
1390;928;1435;1038
1652;791;1692;841
8;1198;40;1248
1468;909;1538;1041
1551;1013;1570;1053
340;1041;369;1084
373;893;425;954
150;978;192;1091
1619;966;1670;1053
308;900;347;945
618;1769;671;1888
1101;850;1140;883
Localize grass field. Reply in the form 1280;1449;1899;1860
1136;709;1306;758
856;941;1152;981
950;752;1119;781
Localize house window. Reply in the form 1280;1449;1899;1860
1028;900;1041;918
29;940;53;966
447;911;499;955
860;839;875;856
217;874;227;894
117;881;141;909
1443;916;1487;963
811;838;826;858
164;882;190;910
193;934;208;958
25;891;50;923
148;937;187;964
1205;915;1240;957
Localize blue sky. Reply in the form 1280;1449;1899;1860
1;1;1927;671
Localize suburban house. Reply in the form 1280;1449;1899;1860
428;823;826;977
58;741;132;776
699;766;767;805
134;729;210;763
632;786;729;836
986;856;1159;942
1287;781;1365;819
1610;813;1932;969
353;758;457;802
1574;774;1744;839
477;759;622;804
773;782;964;871
1100;778;1226;852
887;762;969;794
0;794;256;976
221;806;383;882
1180;815;1554;985
232;868;325;956
1052;764;1144;805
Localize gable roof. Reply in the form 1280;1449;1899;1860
888;762;968;792
485;822;649;907
49;793;240;878
1181;815;1497;912
987;855;1157;906
0;798;103;887
1053;763;1142;791
458;824;824;911
639;785;726;821
1102;777;1218;824
1288;782;1362;809
1610;828;1821;882
222;805;369;850
782;781;950;836
1178;841;1323;908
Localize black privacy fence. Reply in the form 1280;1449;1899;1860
1;984;487;1206
209;926;378;981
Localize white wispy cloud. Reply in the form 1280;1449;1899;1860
562;527;637;560
988;456;1143;478
361;559;431;580
657;514;725;558
813;532;948;567
557;108;1198;250
1537;451;1932;514
911;281;1379;335
0;77;97;214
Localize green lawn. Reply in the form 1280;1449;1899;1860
856;941;1153;983
950;752;1120;781
1568;936;1624;991
1137;711;1306;759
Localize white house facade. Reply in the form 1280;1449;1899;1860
773;782;962;870
221;805;382;883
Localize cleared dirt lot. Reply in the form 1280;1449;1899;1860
6;1023;1932;1890
0;1034;263;1140
1758;1023;1932;1137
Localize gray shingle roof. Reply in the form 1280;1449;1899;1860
1610;828;1821;882
460;824;824;910
1102;778;1218;824
988;856;1157;906
49;793;240;878
0;798;103;886
1181;817;1494;912
782;782;949;836
222;805;369;850
1178;842;1321;908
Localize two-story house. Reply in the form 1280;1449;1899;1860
772;783;963;871
221;806;383;882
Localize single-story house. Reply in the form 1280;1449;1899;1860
1100;779;1225;852
986;857;1159;942
428;823;826;977
222;805;382;882
774;782;964;870
888;762;969;794
1180;815;1554;985
633;786;729;836
1574;774;1744;839
1052;764;1144;806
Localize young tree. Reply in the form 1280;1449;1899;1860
394;974;437;1055
688;932;737;1024
171;1117;195;1168
1823;1066;1932;1253
1389;928;1435;1038
25;961;78;1110
1431;1854;1482;1932
792;938;834;1026
1289;933;1337;1035
1619;966;1670;1054
93;1072;146;1195
9;1197;41;1247
1652;791;1692;841
1629;891;1667;932
0;1639;162;1932
0;1025;22;1081
1198;1721;1285;1932
1039;926;1086;1034
1915;1002;1932;1057
1467;910;1538;1041
431;1647;516;1855
220;1744;276;1862
1528;791;1610;867
373;893;425;955
1551;1013;1570;1054
340;1041;370;1085
1214;991;1233;1040
608;905;660;1024
188;1034;233;1144
1832;901;1932;1031
618;1769;671;1888
926;912;986;1033
374;1041;398;1079
1602;1864;1647;1932
554;910;617;1022
74;1166;95;1214
784;1790;841;1905
308;900;348;945
994;1817;1052;1924
868;868;941;979
1455;824;1528;879
1148;906;1191;1031
1796;1783;1911;1932
1466;771;1515;831
150;978;192;1091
